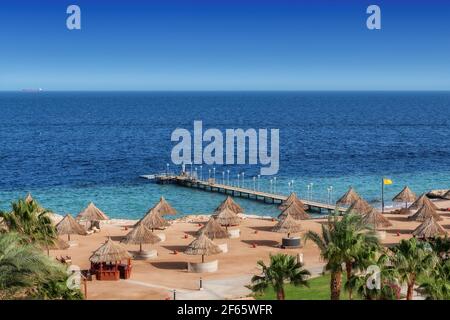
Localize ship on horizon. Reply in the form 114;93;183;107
21;88;43;93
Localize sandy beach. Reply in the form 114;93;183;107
46;198;450;300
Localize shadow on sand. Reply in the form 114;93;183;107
150;261;187;270
241;239;280;248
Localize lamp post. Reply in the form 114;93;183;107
257;174;261;191
166;163;169;176
273;177;277;193
253;176;256;190
200;165;203;181
291;180;294;193
310;183;314;200
288;182;291;193
213;167;216;181
307;184;311;200
222;171;225;184
270;179;273;193
195;167;198;180
329;186;333;204
242;172;245;188
227;170;230;185
237;174;240;188
208;169;211;180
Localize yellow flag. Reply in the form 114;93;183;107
383;178;393;185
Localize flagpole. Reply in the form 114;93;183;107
381;177;385;214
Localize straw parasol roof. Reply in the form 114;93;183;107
409;204;442;222
25;193;34;203
412;217;447;238
346;198;373;215
185;233;222;257
0;217;7;232
56;214;87;238
76;202;110;221
336;187;361;205
279;192;305;211
214;207;241;227
392;186;416;203
409;193;438;211
121;222;162;245
197;217;230;239
272;213;302;234
215;196;243;214
89;238;132;263
138;209;170;230
152;196;177;216
361;208;392;229
278;202;310;220
47;238;70;250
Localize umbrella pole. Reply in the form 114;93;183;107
68;234;71;241
139;242;142;253
202;254;205;263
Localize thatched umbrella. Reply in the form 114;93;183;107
272;213;302;238
279;192;305;211
336;187;361;206
361;208;392;230
409;193;438;211
214;207;241;230
197;217;229;239
25;193;34;203
152;196;177;216
89;237;132;264
215;196;243;214
138;208;170;231
77;202;110;222
346;198;373;215
392;186;417;208
185;233;222;263
47;238;70;250
121;222;161;253
412;217;447;238
56;213;87;241
408;204;442;222
278;202;310;220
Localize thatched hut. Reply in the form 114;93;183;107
197;217;229;239
279;192;305;211
215;196;243;214
185;234;222;263
214;207;241;230
121;222;161;253
76;202;110;230
336;187;361;206
55;213;87;241
408;204;442;222
272;213;302;248
278;202;310;220
346;198;373;215
392;186;416;208
409;193;438;211
89;238;132;280
412;217;447;238
138;209;170;231
152;196;177;216
361;208;392;229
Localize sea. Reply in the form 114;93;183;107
1;91;450;219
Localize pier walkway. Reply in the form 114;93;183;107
140;174;345;213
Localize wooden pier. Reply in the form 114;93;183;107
141;174;345;213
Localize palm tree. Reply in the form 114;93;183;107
387;238;438;300
305;213;379;300
0;198;57;252
418;259;450;300
250;253;310;300
0;232;83;299
345;253;400;300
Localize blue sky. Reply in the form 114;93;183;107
0;0;449;90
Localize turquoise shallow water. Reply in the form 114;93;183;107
1;92;450;219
